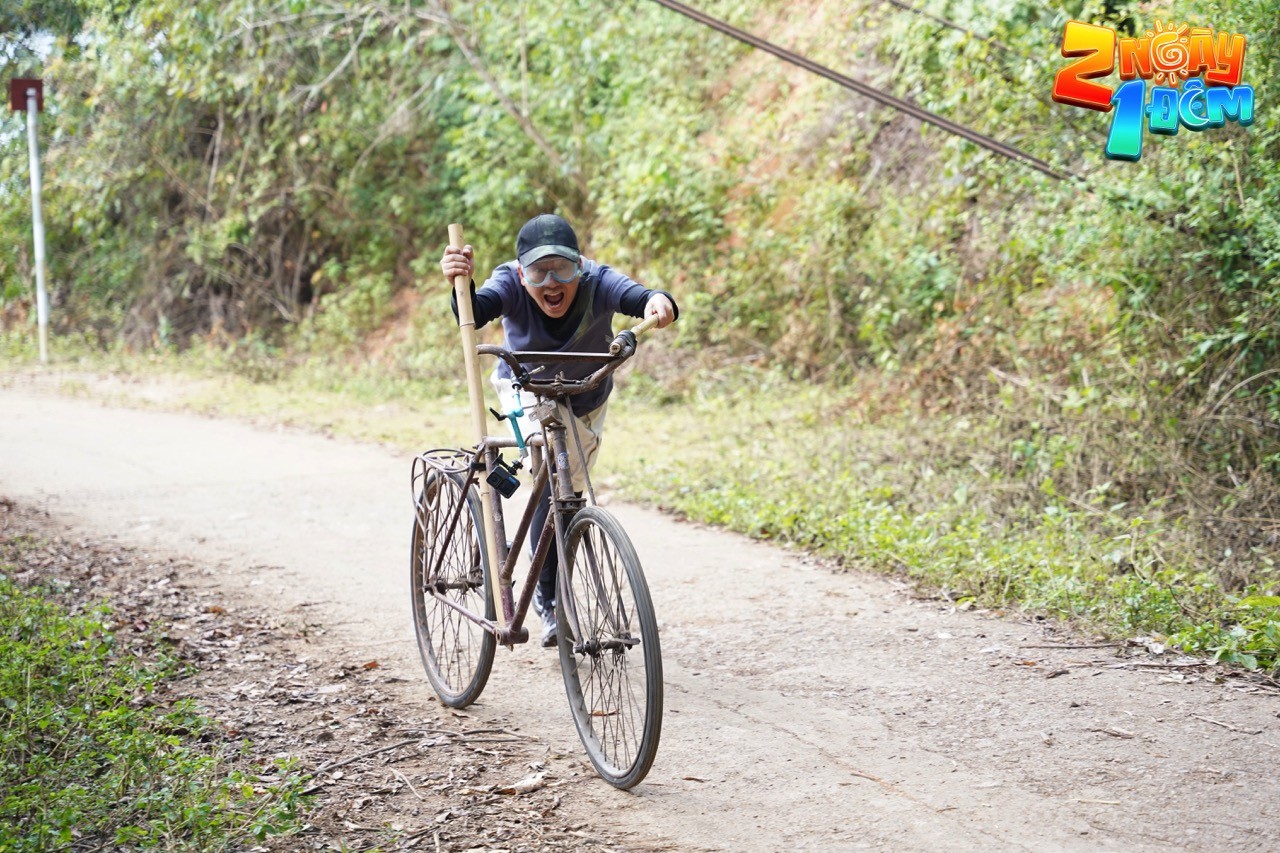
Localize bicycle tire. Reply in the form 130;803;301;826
557;507;663;789
410;468;496;708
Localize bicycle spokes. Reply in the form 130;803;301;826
411;457;496;708
558;508;662;789
572;526;634;652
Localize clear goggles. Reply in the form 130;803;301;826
521;259;581;286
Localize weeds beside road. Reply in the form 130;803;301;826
606;377;1280;673
0;500;308;850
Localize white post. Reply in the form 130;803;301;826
25;87;49;364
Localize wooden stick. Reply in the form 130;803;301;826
315;737;421;774
629;314;660;335
1020;642;1125;650
392;768;425;800
1191;714;1263;735
449;223;505;631
1091;727;1135;739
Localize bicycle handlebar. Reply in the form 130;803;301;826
609;315;660;358
476;315;661;399
476;345;620;397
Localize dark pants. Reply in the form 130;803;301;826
531;480;557;605
531;481;582;606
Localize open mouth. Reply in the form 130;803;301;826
543;290;566;311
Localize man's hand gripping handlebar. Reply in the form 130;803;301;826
608;315;660;359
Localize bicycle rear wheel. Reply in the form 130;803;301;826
557;507;662;789
410;468;496;707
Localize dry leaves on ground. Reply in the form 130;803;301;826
0;499;643;852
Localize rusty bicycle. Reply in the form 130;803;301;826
408;225;663;789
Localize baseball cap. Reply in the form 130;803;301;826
516;214;580;267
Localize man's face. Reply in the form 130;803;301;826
519;256;580;319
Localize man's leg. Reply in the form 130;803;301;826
531;401;607;646
532;478;557;610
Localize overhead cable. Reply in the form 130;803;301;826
642;0;1072;182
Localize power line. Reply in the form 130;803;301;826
643;0;1072;182
640;0;1200;239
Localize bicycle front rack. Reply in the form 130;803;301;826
412;447;475;477
412;445;477;502
410;447;481;561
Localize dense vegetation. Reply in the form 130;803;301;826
0;536;306;848
3;1;1279;664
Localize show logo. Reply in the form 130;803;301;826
1051;20;1254;162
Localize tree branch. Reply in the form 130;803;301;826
429;0;590;201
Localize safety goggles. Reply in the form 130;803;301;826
521;259;580;286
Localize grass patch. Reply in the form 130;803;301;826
598;378;1280;671
0;541;308;849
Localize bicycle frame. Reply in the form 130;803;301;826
420;328;650;647
484;417;579;647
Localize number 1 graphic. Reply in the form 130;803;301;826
1105;79;1145;161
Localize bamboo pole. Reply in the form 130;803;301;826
449;224;505;632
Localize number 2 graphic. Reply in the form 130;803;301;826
1053;21;1117;112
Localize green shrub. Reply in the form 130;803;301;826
0;576;307;849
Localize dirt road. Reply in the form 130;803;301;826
2;386;1278;851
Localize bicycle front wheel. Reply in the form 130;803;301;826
410;468;496;708
557;507;663;789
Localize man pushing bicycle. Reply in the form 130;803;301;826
440;213;678;646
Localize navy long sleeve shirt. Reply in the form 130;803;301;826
451;259;677;415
